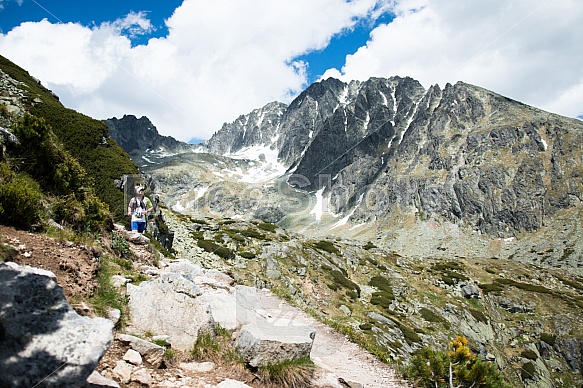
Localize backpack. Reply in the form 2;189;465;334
130;197;147;217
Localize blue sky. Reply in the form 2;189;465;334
0;1;181;46
0;0;582;142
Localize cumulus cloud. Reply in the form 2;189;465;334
1;0;581;142
324;0;583;118
0;0;389;141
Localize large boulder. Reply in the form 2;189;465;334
235;316;316;367
127;271;215;350
0;262;113;387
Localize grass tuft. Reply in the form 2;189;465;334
256;356;316;388
190;325;243;367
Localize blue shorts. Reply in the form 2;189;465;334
131;221;146;233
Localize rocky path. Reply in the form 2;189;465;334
162;213;410;387
251;289;408;387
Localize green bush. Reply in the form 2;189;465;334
238;251;256;259
369;276;394;295
0;172;42;228
89;255;128;320
370;292;394;310
520;349;538;361
197;239;235;260
190;325;242;366
313;240;340;255
224;229;245;242
10;114;89;196
405;336;508;387
0;243;19;262
431;261;469;285
419;307;446;324
51;192;111;232
521;362;536;381
112;232;131;258
329;269;361;297
398;322;422;345
363;241;377;250
469;308;488;324
258;221;278;232
240;228;266;239
539;333;556;346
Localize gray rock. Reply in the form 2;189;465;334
367;312;396;327
461;283;481;299
123;349;142;365
235;316;316;367
85;371;120;388
494;296;533;314
180;361;215;373
130;368;151;386
112;361;133;384
116;334;165;368
106;307;122;325
127;272;215;350
216;379;253;388
0;263;113;388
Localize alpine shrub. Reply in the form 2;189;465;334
0;172;42;228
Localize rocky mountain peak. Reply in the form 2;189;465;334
188;76;583;238
200;101;288;155
104;115;195;161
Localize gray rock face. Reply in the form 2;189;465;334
116;334;165;368
202;101;287;155
127;272;215;350
0;263;113;387
198;76;583;238
235;316;316;367
460;283;481;299
104;115;195;159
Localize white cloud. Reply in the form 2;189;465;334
2;0;580;142
0;0;389;141
324;0;583;118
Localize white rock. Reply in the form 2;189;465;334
107;307;122;325
131;368;152;386
123;349;143;365
180;361;216;373
116;333;166;368
111;275;129;288
235;316;316;367
0;263;113;387
127;272;215;350
84;370;120;387
112;361;133;383
216;379;253;387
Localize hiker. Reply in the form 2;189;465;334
127;186;154;233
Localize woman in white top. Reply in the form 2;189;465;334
127;187;154;233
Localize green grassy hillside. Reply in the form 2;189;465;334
0;55;137;225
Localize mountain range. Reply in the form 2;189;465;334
107;75;582;269
3;53;583;387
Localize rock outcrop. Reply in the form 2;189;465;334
126;259;317;366
0;262;113;387
127;271;215;351
235;317;316;367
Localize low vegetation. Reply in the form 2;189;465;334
256;357;316;388
404;336;508;387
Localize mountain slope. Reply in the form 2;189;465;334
197;77;583;240
0;55;137;221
